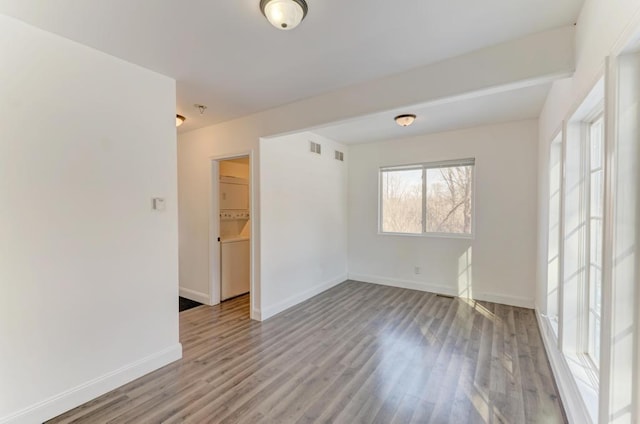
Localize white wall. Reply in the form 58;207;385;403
178;126;260;314
535;2;640;423
220;159;250;179
259;132;348;319
0;15;180;424
348;120;538;308
177;29;573;319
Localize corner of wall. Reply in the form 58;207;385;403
261;275;348;321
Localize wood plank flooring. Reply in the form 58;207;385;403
48;281;566;423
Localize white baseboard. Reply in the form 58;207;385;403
471;291;535;309
261;274;348;320
1;344;182;424
251;308;262;321
348;273;535;309
179;287;210;305
348;273;457;296
535;311;592;424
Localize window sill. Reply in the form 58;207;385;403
564;353;599;423
378;231;474;240
539;314;599;423
548;315;559;339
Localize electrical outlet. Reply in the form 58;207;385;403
414;266;421;275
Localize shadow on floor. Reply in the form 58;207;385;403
179;297;203;312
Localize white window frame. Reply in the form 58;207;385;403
378;158;476;239
584;110;605;371
547;131;564;337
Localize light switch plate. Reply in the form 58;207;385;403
152;197;166;211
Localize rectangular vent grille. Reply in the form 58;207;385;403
310;141;322;155
334;150;344;161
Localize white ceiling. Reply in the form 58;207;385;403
312;84;551;144
0;0;584;132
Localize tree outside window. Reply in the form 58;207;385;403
380;159;474;236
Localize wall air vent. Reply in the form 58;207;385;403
310;141;322;155
334;150;344;161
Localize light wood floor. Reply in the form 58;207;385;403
48;281;566;423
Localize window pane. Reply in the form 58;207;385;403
587;116;604;366
381;169;423;234
426;166;473;234
547;138;562;322
590;118;603;170
589;310;601;365
591;171;603;216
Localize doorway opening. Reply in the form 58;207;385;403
209;154;253;316
218;157;250;301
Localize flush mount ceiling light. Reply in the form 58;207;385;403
394;114;417;127
260;0;308;30
176;114;186;127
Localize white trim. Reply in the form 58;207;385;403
558;120;568;349
598;54;618;424
378;159;476;238
536;311;593;424
179;287;210;305
376;231;474;240
380;157;475;171
348;273;535;309
349;273;456;296
584;113;605;369
471;291;535;310
0;344;182;424
260;274;347;321
209;158;222;306
251;308;262;321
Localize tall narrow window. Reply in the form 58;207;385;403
547;134;563;332
587;115;604;366
425;166;474;234
380;159;475;236
380;167;423;234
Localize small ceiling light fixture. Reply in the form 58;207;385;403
394;114;417;127
260;0;308;30
176;114;186;127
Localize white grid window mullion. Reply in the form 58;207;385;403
422;167;427;234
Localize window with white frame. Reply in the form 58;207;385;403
547;133;563;331
549;79;606;414
587;114;604;366
379;159;475;236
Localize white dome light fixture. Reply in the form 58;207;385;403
260;0;308;30
394;114;417;127
176;114;186;127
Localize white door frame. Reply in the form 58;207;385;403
209;151;255;310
